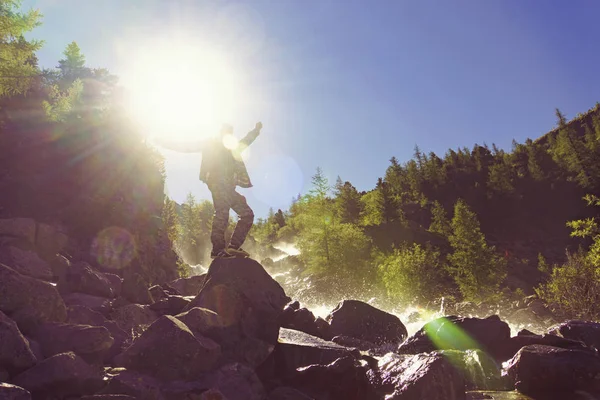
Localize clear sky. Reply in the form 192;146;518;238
23;0;600;217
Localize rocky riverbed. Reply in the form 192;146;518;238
1;217;599;400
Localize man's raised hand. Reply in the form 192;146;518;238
255;122;263;131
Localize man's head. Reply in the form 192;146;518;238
220;124;234;136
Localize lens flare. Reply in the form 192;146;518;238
424;316;480;350
91;226;136;270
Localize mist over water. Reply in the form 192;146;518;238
186;242;549;337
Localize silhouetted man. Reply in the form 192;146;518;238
154;122;262;259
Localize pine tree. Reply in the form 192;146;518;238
334;179;362;224
447;199;506;302
58;41;87;84
0;0;43;96
429;201;451;236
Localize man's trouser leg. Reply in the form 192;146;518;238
229;189;254;249
209;183;230;252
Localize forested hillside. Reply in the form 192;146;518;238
0;1;179;284
170;104;600;318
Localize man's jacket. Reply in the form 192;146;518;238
155;128;260;188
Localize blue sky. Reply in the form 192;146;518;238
24;0;600;217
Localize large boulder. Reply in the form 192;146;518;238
0;263;66;332
0;218;35;244
110;304;158;336
149;295;190;316
31;322;114;362
439;349;509;391
62;293;113;316
12;352;104;399
58;262;115;298
101;369;163;400
34;223;68;260
182;258;290;368
268;328;359;380
0;311;37;375
0;383;31;400
398;315;511;360
548;320;600;351
121;272;153;305
267;387;313;400
286;356;377;400
165;363;266;400
116;315;221;381
505;345;600;399
505;345;600;398
0;246;52;281
496;330;592;362
379;352;465;400
326;300;407;346
281;306;332;341
67;305;128;361
168;274;206;296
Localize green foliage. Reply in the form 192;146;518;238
360;189;384;226
379;243;449;306
447;199;507;302
42;78;83;121
0;0;43;96
429;200;451;236
334;177;362;224
567;194;600;265
536;250;600;319
175;194;214;265
293;168;373;286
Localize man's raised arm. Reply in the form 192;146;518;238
237;122;262;152
153;137;207;153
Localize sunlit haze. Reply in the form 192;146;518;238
24;0;600;216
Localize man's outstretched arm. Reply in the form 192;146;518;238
238;122;262;152
153;137;206;153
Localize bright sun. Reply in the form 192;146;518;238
123;42;236;141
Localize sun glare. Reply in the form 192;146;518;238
123;42;236;141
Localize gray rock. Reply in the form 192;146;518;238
104;273;123;298
48;254;70;281
0;383;31;400
12;352;104;398
62;293;112;315
58;261;115;298
34;223;68;260
149;285;167;301
102;369;163;400
286;356;376;400
121;273;153;305
0;263;66;332
116;315;221;381
165;363;265;400
32;322;114;362
268;387;313;400
326;300;407;346
379;352;465;399
273;328;359;378
0;219;35;244
67;305;129;361
149;295;190;316
0;311;37;375
505;345;600;398
398;315;511;360
548;320;600;351
111;304;158;337
0;246;52;281
168;274;206;297
182;258;289;368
